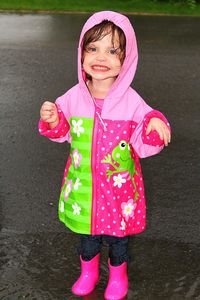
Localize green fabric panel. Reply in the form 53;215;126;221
65;203;91;218
58;116;94;234
72;141;92;150
67;170;92;181
69;165;91;174
59;212;91;234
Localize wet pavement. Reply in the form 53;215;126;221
1;230;200;299
1;13;200;300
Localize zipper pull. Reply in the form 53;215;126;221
96;111;107;132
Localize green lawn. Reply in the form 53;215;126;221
0;0;200;16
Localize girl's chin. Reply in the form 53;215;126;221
84;71;118;82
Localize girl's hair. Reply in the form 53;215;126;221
82;20;126;63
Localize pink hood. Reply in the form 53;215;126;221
78;11;138;100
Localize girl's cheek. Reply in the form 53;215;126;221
82;51;87;62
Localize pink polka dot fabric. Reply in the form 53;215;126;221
38;102;170;237
94;117;146;237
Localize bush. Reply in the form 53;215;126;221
154;0;197;9
185;0;197;9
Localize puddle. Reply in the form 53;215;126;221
0;229;200;299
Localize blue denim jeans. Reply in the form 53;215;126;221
78;234;130;266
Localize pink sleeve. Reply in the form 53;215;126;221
130;107;171;158
142;110;171;147
38;105;70;142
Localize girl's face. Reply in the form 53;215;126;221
82;31;122;85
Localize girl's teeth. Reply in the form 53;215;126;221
93;66;109;70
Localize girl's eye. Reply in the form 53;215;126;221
109;48;119;55
87;47;96;53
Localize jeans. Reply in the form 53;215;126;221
78;234;130;266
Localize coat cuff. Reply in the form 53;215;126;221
38;107;70;139
142;110;171;146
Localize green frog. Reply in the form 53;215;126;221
101;140;138;201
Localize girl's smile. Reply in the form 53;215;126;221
91;64;111;72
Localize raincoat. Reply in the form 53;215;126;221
39;11;170;237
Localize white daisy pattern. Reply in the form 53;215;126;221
74;178;82;190
72;149;82;169
72;119;84;137
121;199;137;221
72;202;81;215
64;180;72;201
60;201;65;213
113;174;126;188
120;218;126;230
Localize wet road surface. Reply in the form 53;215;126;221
0;13;200;299
1;230;200;299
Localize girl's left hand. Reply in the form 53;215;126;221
146;117;171;146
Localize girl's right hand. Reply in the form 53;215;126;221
40;101;59;128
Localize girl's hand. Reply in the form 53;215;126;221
40;101;59;128
146;117;171;146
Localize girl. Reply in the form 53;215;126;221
39;11;171;300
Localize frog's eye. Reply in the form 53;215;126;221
120;141;126;150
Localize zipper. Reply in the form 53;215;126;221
96;111;107;132
91;107;98;234
90;92;107;234
92;96;107;132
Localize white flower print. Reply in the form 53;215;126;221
121;199;137;222
113;174;126;188
60;201;65;213
120;218;126;230
72;119;84;137
64;180;72;201
72;202;81;215
74;178;82;190
72;149;82;169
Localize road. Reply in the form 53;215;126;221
0;13;200;299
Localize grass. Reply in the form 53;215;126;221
0;0;200;16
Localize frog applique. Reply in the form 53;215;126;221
101;140;138;201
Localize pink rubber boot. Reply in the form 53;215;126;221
72;253;100;296
104;260;128;300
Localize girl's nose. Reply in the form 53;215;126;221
96;51;106;61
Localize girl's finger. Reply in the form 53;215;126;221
43;101;55;107
163;132;169;146
41;115;55;122
41;111;53;118
43;115;57;123
42;116;52;122
146;124;152;135
164;127;171;144
158;128;164;141
168;131;171;143
41;109;58;119
42;105;56;112
168;128;171;142
46;118;56;123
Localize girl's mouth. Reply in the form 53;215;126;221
91;65;110;72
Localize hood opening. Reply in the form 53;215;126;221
81;19;126;83
78;11;138;99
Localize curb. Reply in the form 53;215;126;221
0;9;199;17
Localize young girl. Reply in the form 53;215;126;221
39;11;171;300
